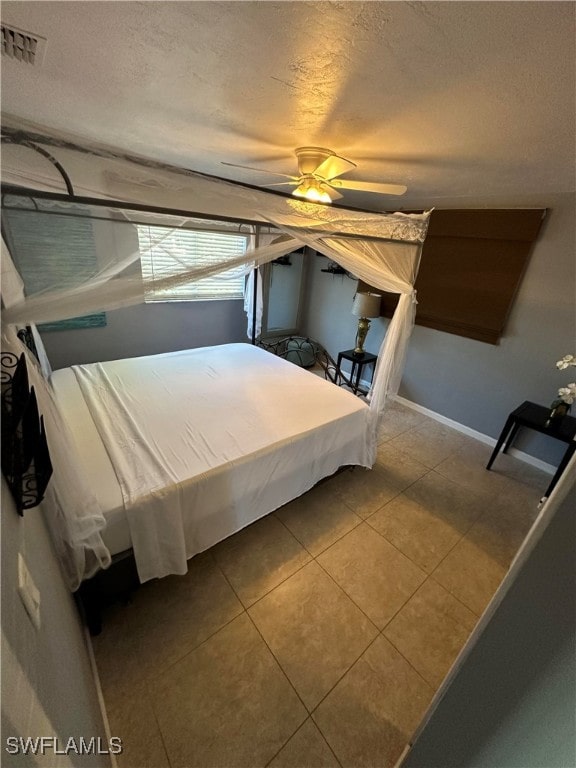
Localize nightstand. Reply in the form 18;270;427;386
486;400;576;501
336;349;378;396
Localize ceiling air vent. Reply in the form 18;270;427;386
1;23;46;65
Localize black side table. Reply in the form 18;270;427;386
336;349;378;396
486;400;576;500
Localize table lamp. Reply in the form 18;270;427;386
351;292;381;355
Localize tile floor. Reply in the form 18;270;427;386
92;400;549;768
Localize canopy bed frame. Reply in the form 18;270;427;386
1;131;431;632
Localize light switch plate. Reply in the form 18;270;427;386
18;553;41;630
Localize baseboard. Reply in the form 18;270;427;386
392;394;555;476
393;743;411;768
84;626;118;768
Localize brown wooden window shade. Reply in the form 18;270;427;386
359;209;546;345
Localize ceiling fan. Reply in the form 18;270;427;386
222;147;407;204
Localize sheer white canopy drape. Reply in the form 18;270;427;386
261;224;423;425
1;245;110;586
1;143;430;588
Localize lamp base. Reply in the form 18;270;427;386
354;317;371;355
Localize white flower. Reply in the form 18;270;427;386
556;354;576;370
558;383;576;405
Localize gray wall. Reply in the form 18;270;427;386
302;194;576;465
1;479;110;767
403;471;576;768
38;214;249;370
42;298;248;370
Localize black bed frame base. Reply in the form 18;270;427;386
75;548;140;635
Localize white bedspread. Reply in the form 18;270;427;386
68;343;373;582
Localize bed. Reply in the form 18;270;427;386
50;342;373;624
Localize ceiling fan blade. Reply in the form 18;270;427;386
330;179;408;196
221;161;298;181
313;153;356;181
265;181;300;187
323;184;343;201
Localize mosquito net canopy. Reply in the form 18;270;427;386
1;139;430;414
1;136;431;587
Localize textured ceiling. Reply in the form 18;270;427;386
1;1;575;211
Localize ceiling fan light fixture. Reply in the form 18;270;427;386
292;182;308;199
317;189;333;204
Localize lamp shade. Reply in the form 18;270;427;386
351;292;381;318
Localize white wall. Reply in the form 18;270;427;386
1;480;110;767
302;194;576;465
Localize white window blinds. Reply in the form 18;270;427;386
137;225;247;302
2;201;107;330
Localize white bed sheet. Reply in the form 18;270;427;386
51;367;131;556
52;343;373;582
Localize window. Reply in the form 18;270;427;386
2;200;107;331
137;225;248;302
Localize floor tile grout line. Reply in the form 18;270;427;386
382;571;481;634
358;513;430;578
212;473;464;621
432;457;526;502
274;503;364;561
308;631;385;719
97;482;520;685
144;605;248;684
427;525;483;578
361;464;503;578
350;499;485;631
383;434;472;471
211;519;314;611
244;610;311;722
308;530;451;699
263;716;343;768
380;574;480;693
237;556;314;612
248;555;382;721
426;565;501;620
305;556;439;715
312;555;382;635
362;464;436;521
426;574;481;624
380;631;440;694
140;603;304;768
371;557;479;649
426;464;497;502
376;413;430;443
426;474;523;580
382;506;475;579
312;720;344;768
132;556;250;683
145;677;174;768
341;471;434;527
217;534;388;725
245;554;382;715
143;576;311;766
377;579;430;635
